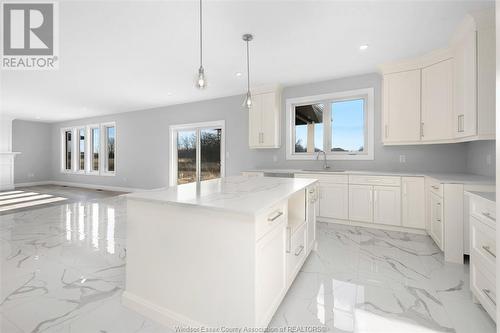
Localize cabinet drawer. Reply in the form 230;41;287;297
471;261;496;322
287;223;307;283
349;175;401;186
470;197;496;228
430;192;444;250
471;216;496;272
256;201;287;241
296;173;348;184
427;178;443;197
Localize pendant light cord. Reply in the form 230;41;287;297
199;0;203;68
246;40;250;93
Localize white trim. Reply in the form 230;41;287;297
318;217;427;235
75;127;86;174
285;88;375;161
87;124;100;175
14;181;52;188
101;122;116;176
169;120;226;187
14;180;146;193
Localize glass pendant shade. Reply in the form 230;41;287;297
196;66;206;89
243;91;252;108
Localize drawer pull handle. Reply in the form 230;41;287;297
482;212;496;222
482;245;496;258
286;227;291;253
294;245;304;256
436;219;441;222
432;186;440;190
268;211;283;222
482;289;496;306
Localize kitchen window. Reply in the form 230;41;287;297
169;121;225;186
286;88;374;160
60;122;116;175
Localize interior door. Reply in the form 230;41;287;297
319;183;348;220
421;59;454;141
373;186;401;226
383;69;421;142
348;185;373;223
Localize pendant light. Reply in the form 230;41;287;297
242;33;253;108
196;0;206;89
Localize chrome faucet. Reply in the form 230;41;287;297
315;150;330;170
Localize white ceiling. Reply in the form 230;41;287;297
0;0;494;122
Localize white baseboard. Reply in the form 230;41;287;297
317;217;428;235
15;180;146;193
122;291;206;328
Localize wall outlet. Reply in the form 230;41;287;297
399;155;406;163
486;154;492;165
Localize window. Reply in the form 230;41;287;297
61;122;116;176
64;130;72;171
286;88;374;160
90;127;100;172
78;128;85;171
170;121;225;186
103;124;116;173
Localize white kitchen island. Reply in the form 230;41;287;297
123;176;318;329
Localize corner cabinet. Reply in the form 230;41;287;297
248;89;281;149
381;9;495;145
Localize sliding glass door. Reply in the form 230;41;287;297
171;121;225;186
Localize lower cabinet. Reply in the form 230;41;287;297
320;183;348;220
373;186;401;226
348;185;373;223
402;177;425;229
429;192;444;250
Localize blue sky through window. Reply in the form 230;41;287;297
331;99;364;152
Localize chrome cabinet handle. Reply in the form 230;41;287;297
431;185;439;190
482;212;496;222
482;289;496;306
420;122;424;137
482;245;496;258
294;245;304;256
268;211;283;222
286;226;291;253
458;115;464;132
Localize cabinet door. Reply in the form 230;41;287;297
348;185;373;223
382;70;421;143
453;29;477;138
373;186;401;226
260;92;279;147
429;192;444;250
421;59;454;141
306;186;317;253
255;222;286;325
248;94;262;148
319;183;348;220
402;177;425;229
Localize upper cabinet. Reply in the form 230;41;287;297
421;58;454;142
248;88;281;149
380;9;495;145
382;69;421;143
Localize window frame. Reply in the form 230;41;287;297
169;120;226;187
101;122;116;176
285;88;374;161
60;122;116;176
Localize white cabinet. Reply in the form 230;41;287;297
429;192;444;250
452;26;477;138
255;221;286;325
319;183;348;220
348;185;373;223
306;186;317;253
402;177;425;229
248;90;281;149
421;58;454;142
373;186;401;226
382;70;421;143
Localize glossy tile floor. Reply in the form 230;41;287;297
0;193;495;332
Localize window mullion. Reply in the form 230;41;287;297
324;101;332;153
196;128;201;182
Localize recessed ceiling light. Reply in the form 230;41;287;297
359;44;369;51
235;72;243;77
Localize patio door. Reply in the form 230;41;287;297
170;121;225;186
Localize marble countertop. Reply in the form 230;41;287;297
126;176;317;215
243;169;495;185
466;191;496;203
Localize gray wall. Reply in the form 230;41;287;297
12;120;52;184
12;72;496;189
465;140;496;177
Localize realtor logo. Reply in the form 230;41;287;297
1;2;59;70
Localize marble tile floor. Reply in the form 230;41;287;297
0;195;495;333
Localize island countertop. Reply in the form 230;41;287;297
126;176;317;215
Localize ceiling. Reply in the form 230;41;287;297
0;0;494;122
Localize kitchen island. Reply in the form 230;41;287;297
122;176;318;328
